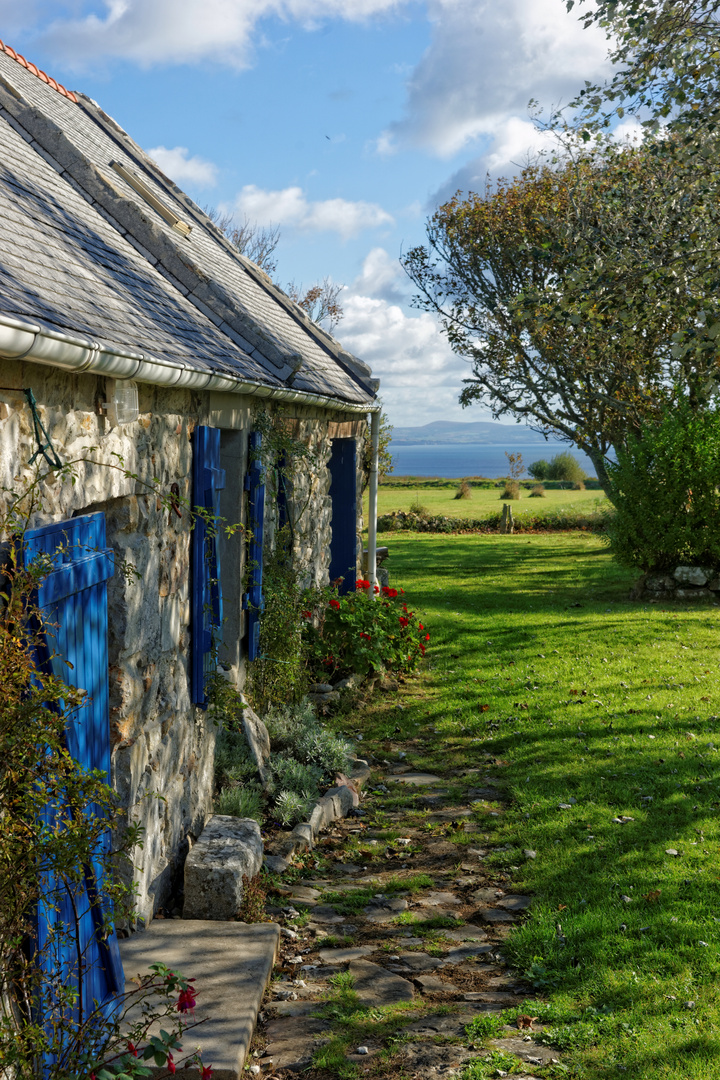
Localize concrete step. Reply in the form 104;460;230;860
119;919;280;1079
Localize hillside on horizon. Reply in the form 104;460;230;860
390;420;567;445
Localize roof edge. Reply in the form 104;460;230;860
0;313;380;414
74;92;377;393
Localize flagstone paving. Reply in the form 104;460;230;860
253;752;556;1080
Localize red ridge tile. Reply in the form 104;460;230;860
0;40;77;103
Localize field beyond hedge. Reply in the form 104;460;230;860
349;531;720;1079
367;480;610;522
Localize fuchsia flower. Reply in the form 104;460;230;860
201;1066;214;1079
166;1053;176;1074
127;1042;138;1058
177;984;197;1013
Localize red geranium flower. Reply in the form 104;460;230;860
399;616;409;628
418;623;424;630
387;588;398;598
425;633;430;641
302;610;312;619
374;585;380;593
360;632;371;641
329;598;340;610
356;578;371;589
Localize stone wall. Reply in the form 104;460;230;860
0;359;366;923
632;565;720;602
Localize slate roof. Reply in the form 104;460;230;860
0;44;377;407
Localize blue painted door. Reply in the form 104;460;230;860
328;438;357;594
244;430;265;661
22;512;123;1036
192;425;226;706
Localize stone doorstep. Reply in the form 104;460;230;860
119;920;280;1080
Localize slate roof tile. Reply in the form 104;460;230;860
0;48;376;407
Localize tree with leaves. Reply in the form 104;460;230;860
571;0;720;139
404;137;720;492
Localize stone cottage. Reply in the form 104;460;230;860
0;40;382;925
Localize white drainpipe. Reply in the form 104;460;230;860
367;409;380;590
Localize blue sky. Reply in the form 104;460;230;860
3;0;614;425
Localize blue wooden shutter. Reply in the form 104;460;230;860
244;430;265;661
22;512;123;1034
191;426;226;707
328;438;358;595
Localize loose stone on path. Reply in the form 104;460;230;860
348;959;415;1004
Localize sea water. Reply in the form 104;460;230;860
389;442;597;479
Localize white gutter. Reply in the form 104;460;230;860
0;313;380;416
367;410;380;591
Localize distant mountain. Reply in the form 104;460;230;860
390;420;564;445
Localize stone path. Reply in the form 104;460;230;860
252;754;556;1079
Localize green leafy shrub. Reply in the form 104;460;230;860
265;700;352;774
215;783;263;822
274;789;316;826
303;580;429;679
528;458;550;480
605;404;720;572
546;450;588;484
247;531;309;712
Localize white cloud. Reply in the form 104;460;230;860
39;0;406;68
146;145;218;187
339;248;468;425
230;185;393;238
381;0;611;167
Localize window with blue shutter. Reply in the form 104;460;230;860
328;438;358;595
244;430;265;661
191;426;226;707
22;512;123;1037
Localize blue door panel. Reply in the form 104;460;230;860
244;430;265;662
328;438;358;595
23;512;122;1035
192;426;226;706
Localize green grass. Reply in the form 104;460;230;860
352;530;720;1080
365;482;609;521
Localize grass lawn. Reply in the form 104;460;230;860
351;530;720;1079
366;482;610;521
